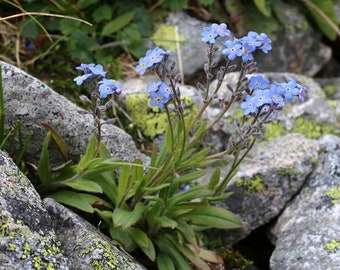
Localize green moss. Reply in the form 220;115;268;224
326;186;340;204
323;85;336;98
324;239;340;252
235;175;265;195
291;118;339;139
125;93;198;138
309;156;317;165
277;166;299;176
264;121;286;141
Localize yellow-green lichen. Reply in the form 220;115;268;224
125;93;198;138
235;175;265;195
323;85;336;98
79;233;134;270
291;118;339;139
277;166;299;176
326;186;340;204
264;121;286;141
324;239;340;252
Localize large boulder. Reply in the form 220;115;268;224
269;135;340;269
0;61;148;167
0;150;146;269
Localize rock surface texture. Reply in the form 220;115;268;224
270;135;340;269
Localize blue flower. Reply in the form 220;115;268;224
98;79;122;98
277;79;299;100
214;23;231;37
240;43;254;62
298;84;306;102
221;40;242;61
146;81;161;94
135;57;150;75
241;95;258;115
149;91;169;109
201;25;219;44
268;84;284;107
249;75;270;90
74;73;93;86
253;89;272;107
135;47;173;75
257;33;272;53
159;81;173;98
74;63;107;85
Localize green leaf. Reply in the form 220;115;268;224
116;165;131;206
167;186;206;208
65;179;102;193
154;215;178;229
155;235;192;270
208;168;220;190
80;159;122;179
180;205;243;229
175;170;208;186
143;183;170;193
92;4;112;23
165;235;210;270
95;174;117;204
127;227;156;261
37;132;52;185
101;12;135;36
157;254;175;270
198;0;214;5
160;0;189;11
42;123;68;161
253;0;271;17
112;203;146;229
77;0;99;9
49;190;94;213
109;226;134;251
94;209;113;223
76;135;98;172
80;193;113;209
303;0;339;40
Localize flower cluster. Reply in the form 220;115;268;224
221;31;272;62
201;23;231;44
135;47;172;75
146;81;173;109
241;75;306;115
74;63;122;98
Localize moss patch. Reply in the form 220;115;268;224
235;175;265;195
125;93;198;138
264;121;286;141
277;166;299;176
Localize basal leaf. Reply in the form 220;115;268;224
49;190;94;213
303;0;339;40
65;179;103;193
109;226;134;251
143;183;170;193
37;132;51;185
127;227;156;261
180;205;243;229
208;168;220;190
157;254;175;270
112;202;146;229
101;12;135;36
76;135;98;172
42;123;68;161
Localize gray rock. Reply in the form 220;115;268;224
269;135;340;270
43;198;146;270
0;150;69;270
163;9;331;86
217;133;319;244
0;61;148;166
